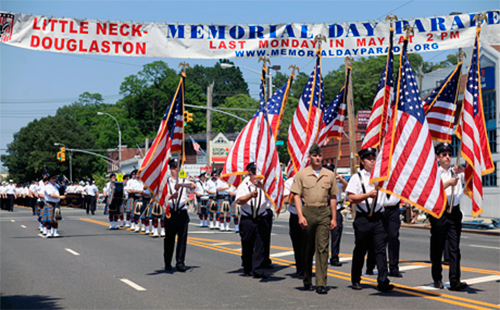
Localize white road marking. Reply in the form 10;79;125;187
339;257;353;262
270;251;295;258
344;232;354;235
20;225;27;228
212;242;231;246
11;220;15;222
469;244;500;250
458;275;500;285
415;285;440;291
65;248;80;256
120;278;146;291
398;265;428;272
273;224;286;228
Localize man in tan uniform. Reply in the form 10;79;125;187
291;143;339;295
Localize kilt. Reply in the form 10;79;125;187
42;202;56;223
124;198;134;213
141;204;152;220
230;202;240;218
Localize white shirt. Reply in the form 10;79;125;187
216;179;230;196
127;179;143;198
439;166;464;207
167;177;193;211
236;177;272;218
284;177;297;214
104;182;112;196
6;184;15;195
87;184;99;196
195;180;208;197
346;170;386;214
44;183;60;203
205;179;217;196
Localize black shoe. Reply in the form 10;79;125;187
449;281;467;291
351;282;362;290
330;259;342;267
304;283;314;291
377;283;394;292
365;269;374;275
176;265;186;272
264;264;274;269
253;273;268;279
165;265;173;271
389;271;403;278
297;272;304;280
316;286;327;294
242;272;252;277
433;280;444;289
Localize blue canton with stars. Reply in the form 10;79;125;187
397;45;425;124
301;57;324;111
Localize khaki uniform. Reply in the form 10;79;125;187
291;166;339;288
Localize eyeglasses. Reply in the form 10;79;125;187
440;152;452;157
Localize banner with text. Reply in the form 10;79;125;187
1;11;499;59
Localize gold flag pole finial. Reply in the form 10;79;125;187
314;34;327;50
345;56;353;68
259;56;271;69
404;25;414;40
385;14;398;30
288;64;299;77
179;62;190;75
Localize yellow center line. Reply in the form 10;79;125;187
81;218;500;309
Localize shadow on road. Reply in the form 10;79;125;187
0;295;63;309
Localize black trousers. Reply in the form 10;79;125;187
289;213;304;276
7;194;14;211
429;206;462;283
239;215;267;275
263;209;273;266
352;212;389;285
384;206;401;273
30;197;37;214
330;208;343;262
87;196;96;214
164;209;190;268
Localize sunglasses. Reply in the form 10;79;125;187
440;152;452;157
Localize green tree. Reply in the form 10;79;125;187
1;115;97;182
211;94;259;133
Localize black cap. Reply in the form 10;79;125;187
309;143;322;155
246;162;256;174
199;172;207;178
323;163;335;172
435;142;452;155
130;169;138;176
110;173;116;178
168;158;178;168
358;148;377;159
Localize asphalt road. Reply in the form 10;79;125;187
1;205;499;309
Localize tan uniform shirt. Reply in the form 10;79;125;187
290;166;339;206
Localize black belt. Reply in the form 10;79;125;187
356;210;383;219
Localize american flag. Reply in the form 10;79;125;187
455;28;494;216
267;75;294;140
361;30;394;150
423;63;462;143
139;73;185;216
287;54;324;177
221;68;285;214
190;136;204;156
370;39;447;219
317;66;350;145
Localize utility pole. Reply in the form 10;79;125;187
206;82;214;169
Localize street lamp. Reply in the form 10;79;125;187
220;63;281;100
97;112;122;172
54;142;72;182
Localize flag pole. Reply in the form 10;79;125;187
345;56;357;176
448;49;466;213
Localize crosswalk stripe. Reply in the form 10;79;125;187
460;275;500;285
120;278;146;291
270;251;295;258
339;257;353;262
469;245;500;250
65;248;80;256
399;265;428;272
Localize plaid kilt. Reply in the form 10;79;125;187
230;202;240;218
42;203;55;223
125;198;134;213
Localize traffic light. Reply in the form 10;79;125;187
183;111;193;125
60;147;66;162
57;151;62;161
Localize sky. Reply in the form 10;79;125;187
0;0;498;171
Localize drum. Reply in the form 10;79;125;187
200;196;209;213
109;182;124;213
